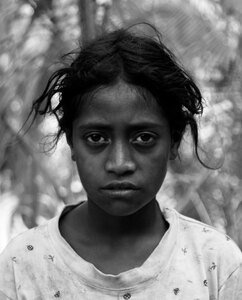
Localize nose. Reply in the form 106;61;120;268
105;140;136;176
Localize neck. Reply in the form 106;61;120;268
83;198;166;241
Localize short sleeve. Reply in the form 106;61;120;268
219;264;242;299
0;246;17;300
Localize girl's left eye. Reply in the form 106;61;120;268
132;133;156;145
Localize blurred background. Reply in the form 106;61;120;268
1;0;242;253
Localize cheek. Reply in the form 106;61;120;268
74;150;103;188
147;163;168;186
139;150;170;186
76;156;95;177
139;146;170;171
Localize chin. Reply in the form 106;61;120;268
101;201;147;217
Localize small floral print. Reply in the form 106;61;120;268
48;255;54;262
11;257;17;263
208;262;217;272
203;279;208;287
123;293;131;299
182;247;187;254
202;228;210;233
226;236;231;241
54;291;60;298
27;245;34;251
173;288;180;295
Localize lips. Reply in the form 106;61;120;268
102;182;140;190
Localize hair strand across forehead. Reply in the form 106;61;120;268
28;23;208;166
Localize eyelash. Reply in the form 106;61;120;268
85;133;110;145
84;132;157;146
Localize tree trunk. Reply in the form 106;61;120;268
78;0;97;45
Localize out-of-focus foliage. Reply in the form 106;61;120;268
1;0;242;251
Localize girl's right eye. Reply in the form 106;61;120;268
85;133;109;145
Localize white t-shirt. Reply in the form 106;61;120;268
0;203;241;300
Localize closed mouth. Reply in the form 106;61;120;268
102;182;140;190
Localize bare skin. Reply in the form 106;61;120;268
60;199;168;274
59;81;177;275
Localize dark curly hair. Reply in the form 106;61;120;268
30;24;205;165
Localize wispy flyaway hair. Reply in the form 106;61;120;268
30;24;205;165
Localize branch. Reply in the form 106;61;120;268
78;0;97;44
1;117;68;203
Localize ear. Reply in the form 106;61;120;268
169;141;179;160
65;132;76;162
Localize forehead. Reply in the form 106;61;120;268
74;82;167;126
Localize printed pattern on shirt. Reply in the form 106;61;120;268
0;206;241;299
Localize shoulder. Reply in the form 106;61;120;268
0;220;52;263
177;210;240;248
0;203;76;263
172;209;242;275
162;208;242;296
0;221;53;299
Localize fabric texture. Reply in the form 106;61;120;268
0;202;241;300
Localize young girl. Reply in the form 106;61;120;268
0;25;241;300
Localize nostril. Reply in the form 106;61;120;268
105;160;136;175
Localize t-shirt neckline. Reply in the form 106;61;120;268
48;201;179;290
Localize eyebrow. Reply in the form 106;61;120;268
77;122;164;130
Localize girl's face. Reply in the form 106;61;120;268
70;82;178;216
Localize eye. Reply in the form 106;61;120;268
132;133;156;146
85;133;109;145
